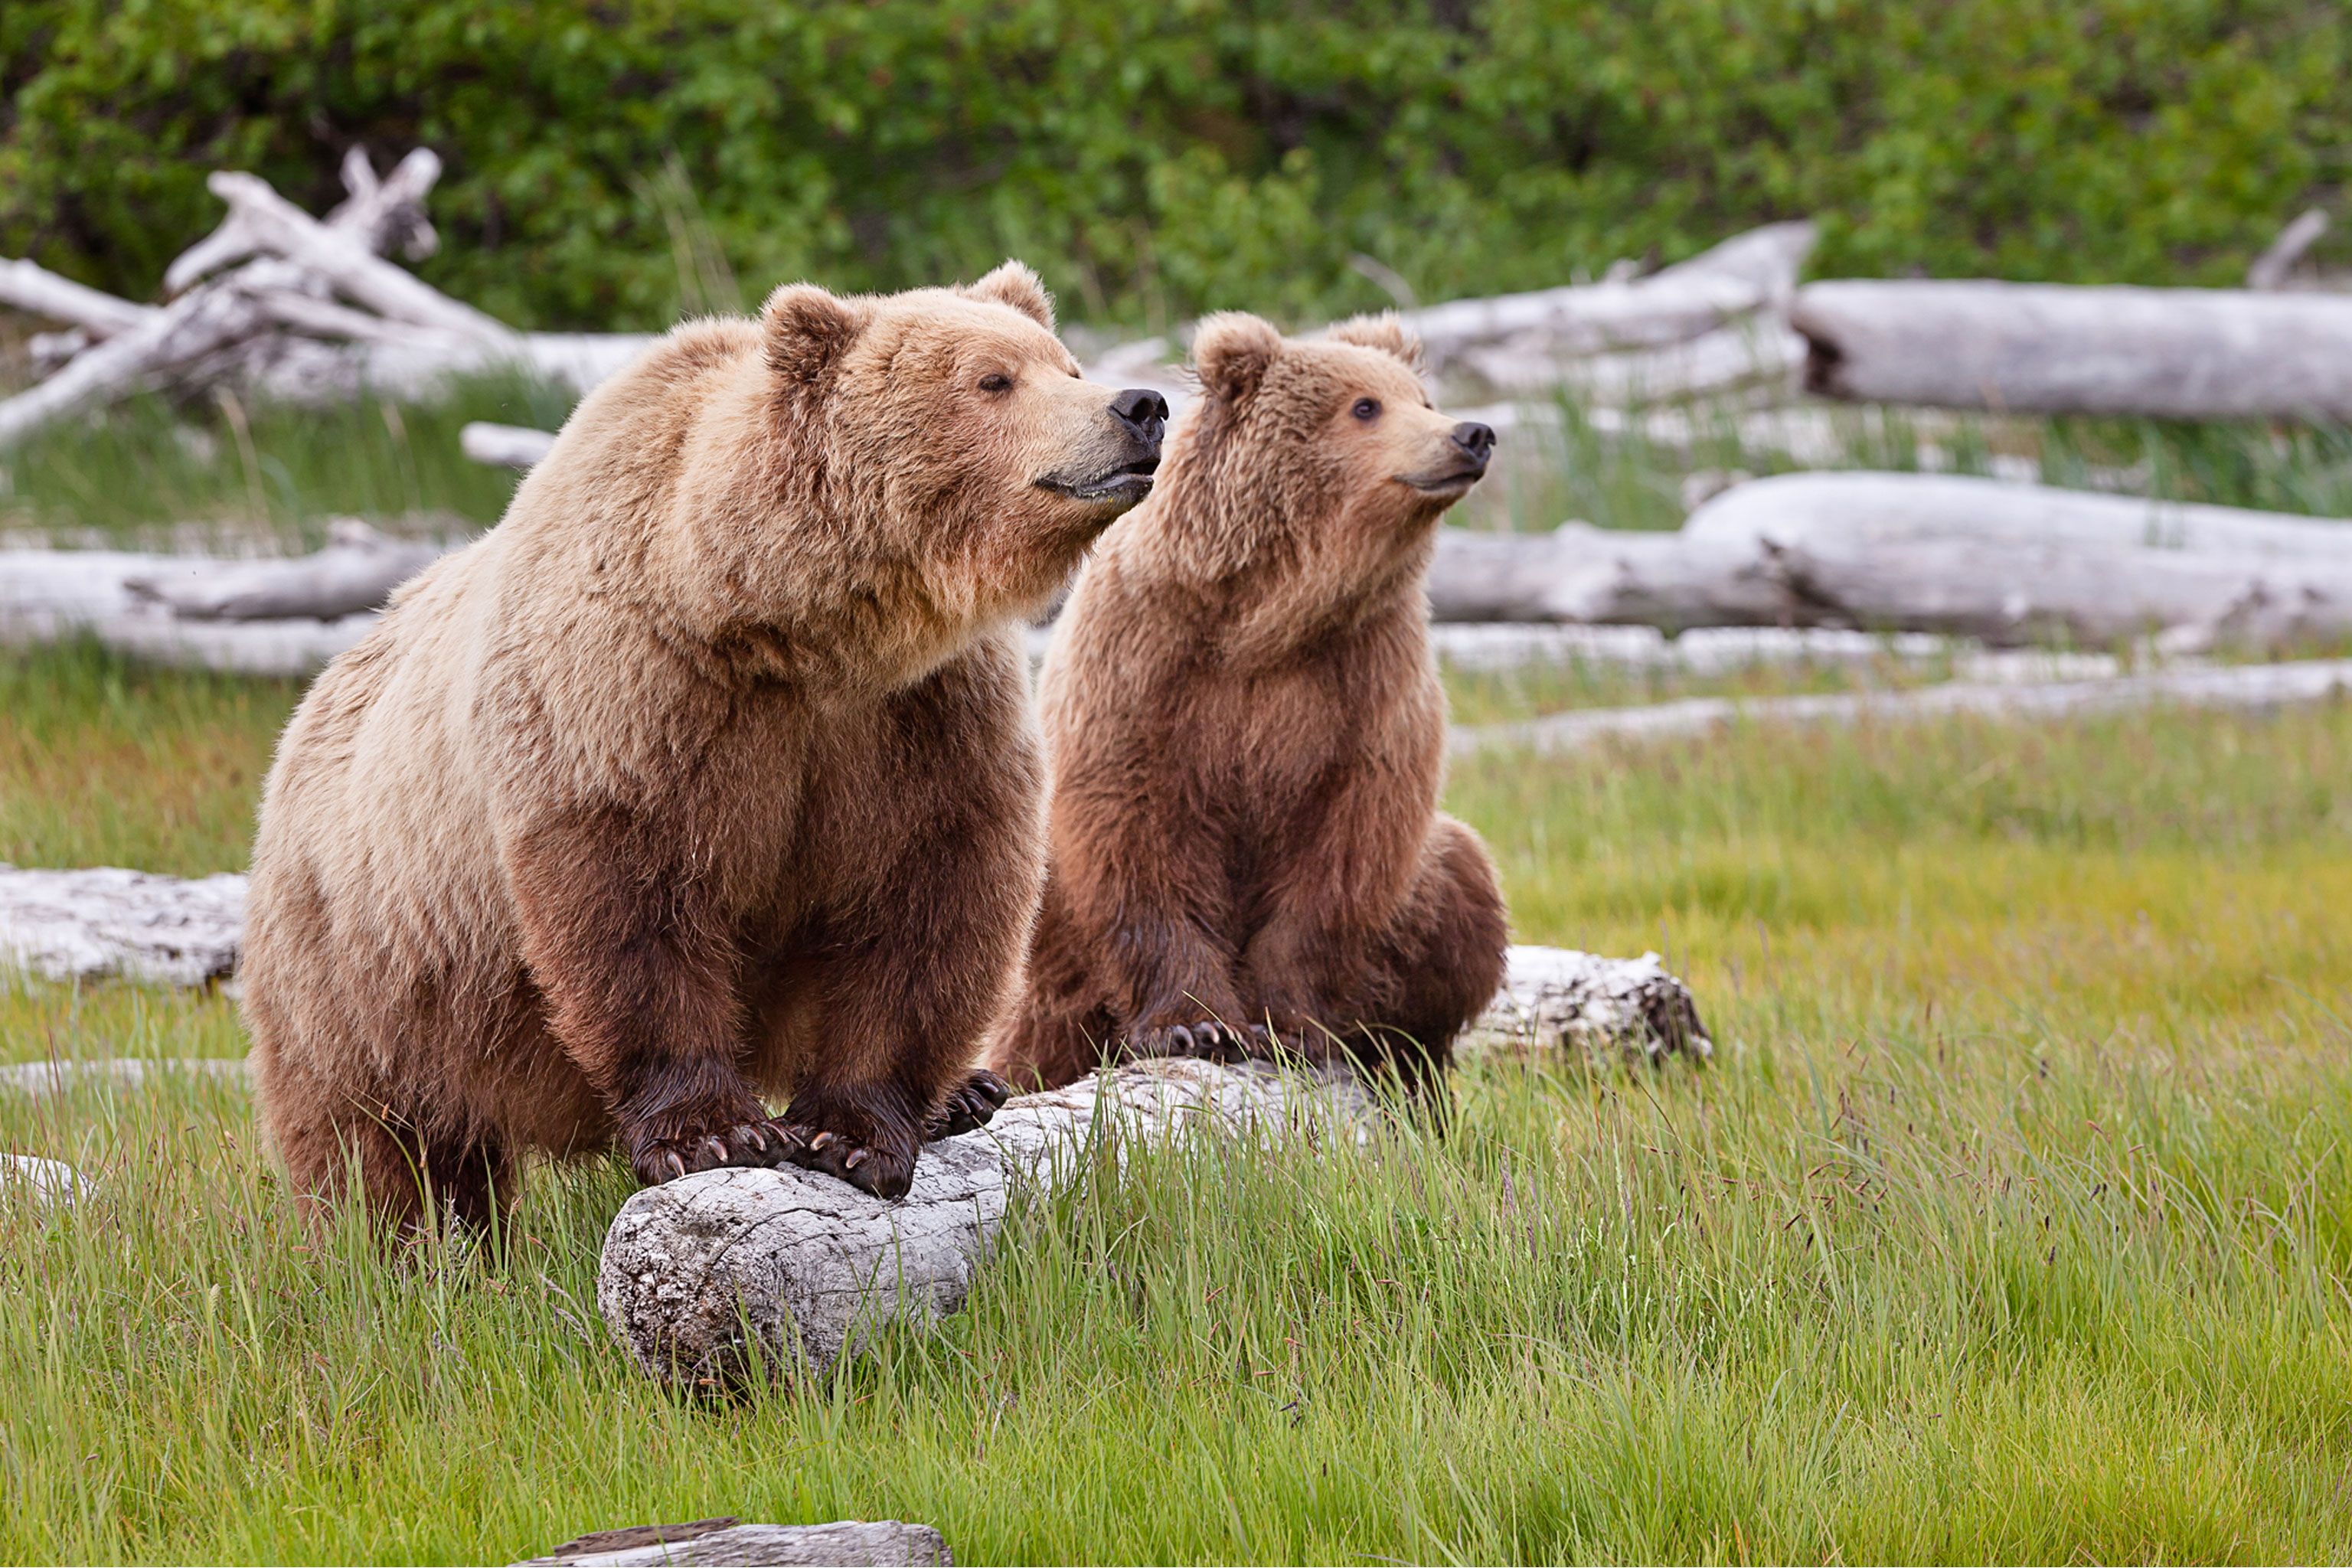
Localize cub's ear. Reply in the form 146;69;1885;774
762;283;869;387
963;260;1055;332
1326;312;1424;371
1191;312;1284;403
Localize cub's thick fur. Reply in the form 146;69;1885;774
990;312;1508;1093
244;263;1168;1228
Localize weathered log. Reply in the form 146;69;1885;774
0;864;247;985
188;172;515;348
462;421;559;469
514;1519;950;1567
1454;655;2352;755
0;284;269;448
598;948;1707;1387
1405;221;1816;370
1792;279;2352;420
0;1156;84;1210
165;147;443;297
122;518;444;622
1429;473;2352;649
2248;210;2330;292
0;1058;251;1097
0;259;155;339
1457;320;1806;403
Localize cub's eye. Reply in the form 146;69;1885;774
1351;397;1381;421
978;373;1014;394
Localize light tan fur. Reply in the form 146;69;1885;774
245;263;1168;1227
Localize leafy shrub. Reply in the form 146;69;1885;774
2;0;2346;331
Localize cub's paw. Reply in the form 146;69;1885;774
773;1118;920;1201
1129;1020;1272;1063
923;1069;1015;1141
631;1117;799;1186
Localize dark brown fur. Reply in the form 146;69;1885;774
244;263;1166;1231
988;312;1509;1095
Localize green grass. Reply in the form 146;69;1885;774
0;374;573;550
0;641;299;875
5;635;2352;1561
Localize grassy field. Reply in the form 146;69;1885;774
4;637;2350;1563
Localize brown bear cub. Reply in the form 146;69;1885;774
243;263;1168;1230
988;312;1508;1096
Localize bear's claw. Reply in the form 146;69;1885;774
924;1068;1015;1141
1135;1020;1273;1063
634;1116;803;1186
777;1122;916;1200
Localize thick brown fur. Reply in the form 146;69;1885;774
244;262;1168;1231
988;311;1510;1096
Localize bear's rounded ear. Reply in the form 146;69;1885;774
962;260;1056;332
1326;312;1424;371
761;283;869;387
1191;312;1284;403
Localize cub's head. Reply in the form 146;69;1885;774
1158;311;1493;587
759;261;1166;632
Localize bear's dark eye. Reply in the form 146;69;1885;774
1352;397;1381;421
979;373;1014;394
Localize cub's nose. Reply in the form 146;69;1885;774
1110;387;1170;447
1451;420;1497;466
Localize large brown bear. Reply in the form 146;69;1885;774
243;263;1168;1229
988;311;1508;1094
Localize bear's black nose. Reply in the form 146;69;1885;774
1111;387;1170;446
1452;421;1497;462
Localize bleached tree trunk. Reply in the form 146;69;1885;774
1454;655;2352;756
121;518;446;621
597;949;1709;1388
1792;279;2352;420
1405;220;1817;367
1426;472;2352;650
0;260;155;339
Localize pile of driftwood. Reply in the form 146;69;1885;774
0;149;644;449
1430;472;2352;653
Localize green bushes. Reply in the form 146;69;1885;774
3;1;2346;332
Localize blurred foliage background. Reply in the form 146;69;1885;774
2;0;2348;332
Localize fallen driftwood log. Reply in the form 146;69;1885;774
1406;221;1815;373
0;865;247;985
1067;221;1818;420
462;421;558;469
1429;472;2352;650
1792;279;2352;421
600;951;1708;1388
0;518;457;671
0;1156;85;1210
120;518;443;622
2247;211;2331;292
1454;655;2352;755
0;1058;250;1097
0;152;653;446
515;1517;950;1568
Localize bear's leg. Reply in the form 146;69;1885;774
505;807;789;1187
419;1134;521;1233
985;868;1122;1092
257;1044;438;1236
780;866;1026;1197
1355;814;1510;1095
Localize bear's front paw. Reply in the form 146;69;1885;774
632;1117;800;1186
773;1118;920;1201
923;1068;1014;1141
1129;1020;1272;1063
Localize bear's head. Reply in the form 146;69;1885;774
1149;311;1494;595
756;262;1166;647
